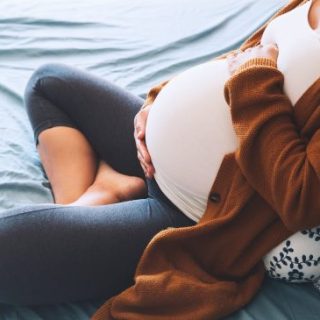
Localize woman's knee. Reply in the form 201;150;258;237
23;63;73;130
24;63;66;97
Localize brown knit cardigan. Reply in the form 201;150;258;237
91;0;319;319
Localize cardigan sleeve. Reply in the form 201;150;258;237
224;57;320;232
139;78;171;110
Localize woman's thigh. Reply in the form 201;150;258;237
0;179;195;305
24;63;145;179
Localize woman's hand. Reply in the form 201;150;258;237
227;43;279;76
134;104;155;179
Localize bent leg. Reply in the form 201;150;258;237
35;126;99;204
0;179;196;306
24;63;146;203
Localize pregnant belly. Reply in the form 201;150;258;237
145;58;239;222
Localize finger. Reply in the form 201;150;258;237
136;142;155;177
134;121;142;135
226;57;236;75
136;138;151;163
134;111;143;128
135;118;146;138
137;149;148;174
148;163;155;176
137;147;146;165
134;127;139;141
227;51;236;58
141;163;148;177
134;136;146;163
136;143;152;173
268;43;278;50
226;53;236;67
139;152;154;178
259;42;278;51
137;128;145;139
134;125;145;141
137;139;152;163
227;48;241;59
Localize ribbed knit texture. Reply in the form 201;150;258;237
91;1;317;319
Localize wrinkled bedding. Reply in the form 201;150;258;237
1;0;319;319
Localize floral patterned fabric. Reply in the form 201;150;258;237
264;226;320;290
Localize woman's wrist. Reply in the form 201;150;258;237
230;57;277;77
226;43;278;77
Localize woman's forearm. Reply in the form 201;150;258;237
224;58;320;232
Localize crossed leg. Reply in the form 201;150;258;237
24;63;147;205
0;63;197;306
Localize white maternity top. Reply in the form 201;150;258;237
145;0;320;223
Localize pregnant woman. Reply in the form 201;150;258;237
0;0;319;319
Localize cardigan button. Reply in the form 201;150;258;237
209;192;221;203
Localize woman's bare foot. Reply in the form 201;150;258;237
68;160;147;206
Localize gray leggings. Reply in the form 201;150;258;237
0;63;196;306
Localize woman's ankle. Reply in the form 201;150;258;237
64;160;147;206
66;183;121;206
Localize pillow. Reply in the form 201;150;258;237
263;226;320;291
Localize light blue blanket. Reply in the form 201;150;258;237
1;0;319;319
0;0;288;212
